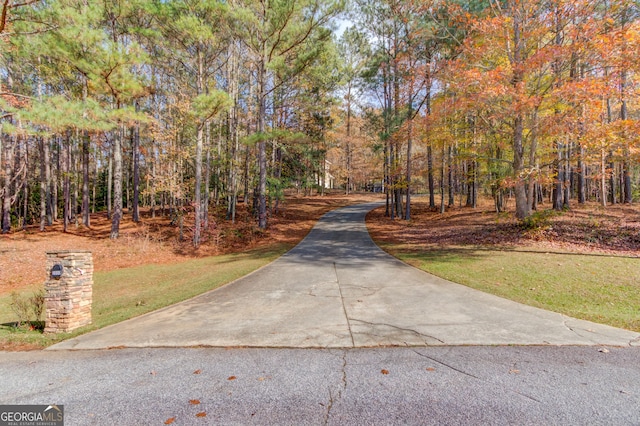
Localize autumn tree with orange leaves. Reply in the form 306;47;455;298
432;0;640;218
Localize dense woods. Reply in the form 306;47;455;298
2;0;639;247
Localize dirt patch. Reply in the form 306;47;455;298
0;341;43;352
1;192;381;296
367;197;640;257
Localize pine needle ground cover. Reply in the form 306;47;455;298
367;199;640;332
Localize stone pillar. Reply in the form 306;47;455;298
44;250;93;334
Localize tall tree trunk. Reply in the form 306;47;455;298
527;113;539;211
551;4;565;211
620;72;632;203
467;116;478;209
257;55;267;229
513;114;529;219
193;45;205;247
92;164;96;214
392;31;401;219
448;145;454;207
389;141;395;220
110;126;123;239
424;66;435;209
405;69;416;220
494;147;505;213
345;82;352;195
21;148;28;230
72;152;78;227
440;144;446;214
194;123;204;247
467;160;477;208
82;131;90;227
132;109;140;223
512;12;529;220
62;133;70;233
243;144;250;206
563;143;571;209
45;138;52;225
427;144;435;208
227;43;239;223
125;156;130;212
2;134;14;233
405;115;412;220
605;76;616;205
107;154;112;219
384;137;390;217
577;144;586;204
204;130;211;230
600;149;607;207
52;138;58;222
20;135;27;230
81;79;91;227
39;137;47;231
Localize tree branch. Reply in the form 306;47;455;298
0;92;34;100
0;0;41;34
0;0;10;34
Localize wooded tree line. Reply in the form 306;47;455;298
1;0;347;247
348;0;640;220
2;0;639;248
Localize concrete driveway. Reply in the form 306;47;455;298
51;202;640;350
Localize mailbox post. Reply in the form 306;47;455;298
44;250;93;334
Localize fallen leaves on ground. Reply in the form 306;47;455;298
367;199;640;258
2;192;381;295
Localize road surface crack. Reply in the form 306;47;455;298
350;319;445;344
410;349;542;403
323;349;348;425
562;318;580;335
409;348;480;379
334;263;355;348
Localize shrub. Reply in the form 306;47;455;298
10;289;45;328
519;209;556;230
30;289;45;321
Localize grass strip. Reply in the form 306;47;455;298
0;244;290;349
378;244;640;332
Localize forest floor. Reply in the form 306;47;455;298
1;191;380;296
367;197;640;258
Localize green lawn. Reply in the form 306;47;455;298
0;244;289;349
3;237;638;350
379;244;640;332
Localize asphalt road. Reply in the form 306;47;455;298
2;346;640;425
